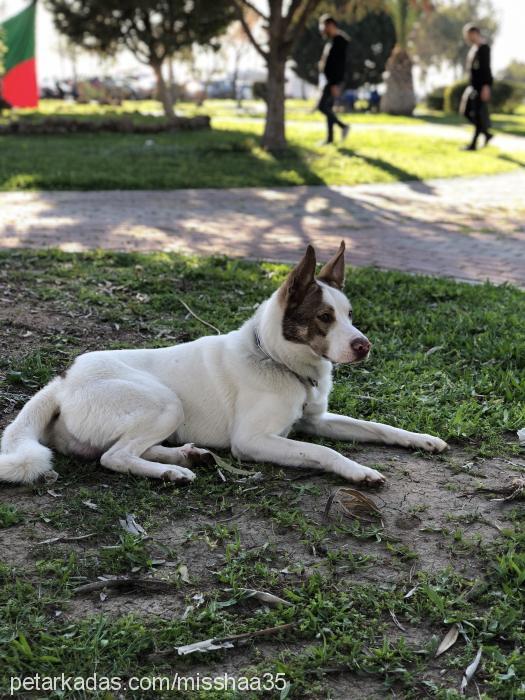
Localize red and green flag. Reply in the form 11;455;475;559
1;1;38;108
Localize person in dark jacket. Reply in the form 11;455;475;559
317;15;349;144
460;23;493;150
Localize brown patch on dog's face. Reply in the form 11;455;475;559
282;283;336;357
278;244;317;310
279;246;337;356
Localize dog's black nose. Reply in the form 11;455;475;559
351;337;371;358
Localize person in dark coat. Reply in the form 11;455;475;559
317;15;349;144
460;23;493;150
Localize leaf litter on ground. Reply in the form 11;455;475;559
324;487;383;525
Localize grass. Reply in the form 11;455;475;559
177;98;525;137
175;99;525;136
0;100;524;190
0;249;524;698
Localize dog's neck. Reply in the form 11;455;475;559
249;293;331;386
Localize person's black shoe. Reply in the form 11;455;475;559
461;143;477;151
483;132;494;147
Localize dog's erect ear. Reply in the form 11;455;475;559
281;245;317;304
318;240;345;290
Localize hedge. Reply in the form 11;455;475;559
444;79;525;114
425;85;446;111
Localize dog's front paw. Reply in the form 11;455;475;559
411;434;448;454
161;466;196;483
340;463;386;487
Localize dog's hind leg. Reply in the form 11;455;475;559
99;395;196;483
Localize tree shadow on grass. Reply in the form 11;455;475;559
417;111;525;139
497;152;525;167
338;148;436;194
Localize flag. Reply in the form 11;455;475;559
1;1;38;108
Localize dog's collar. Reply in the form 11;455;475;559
253;328;318;388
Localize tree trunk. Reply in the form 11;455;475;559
262;53;286;151
167;59;176;106
380;46;416;116
152;61;174;119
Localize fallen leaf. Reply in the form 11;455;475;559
324;487;382;524
404;585;419;599
435;623;459;657
242;589;292;607
119;514;147;536
490;477;525;502
82;500;98;511
460;648;482;695
210;452;258;477
177;638;234;655
177;564;190;583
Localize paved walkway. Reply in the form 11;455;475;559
1;170;524;287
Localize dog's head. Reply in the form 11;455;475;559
278;242;371;364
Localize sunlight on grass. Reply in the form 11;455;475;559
1;99;524;191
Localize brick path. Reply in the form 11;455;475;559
1;170;524;287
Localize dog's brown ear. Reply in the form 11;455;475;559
318;240;345;290
280;245;317;304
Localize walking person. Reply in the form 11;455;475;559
460;23;493;151
317;15;349;145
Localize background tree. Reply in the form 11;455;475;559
292;10;395;90
498;60;525;84
233;0;324;150
47;0;235;118
224;16;258;105
411;0;498;79
329;0;431;115
379;0;432;114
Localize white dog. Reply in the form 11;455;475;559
0;243;447;486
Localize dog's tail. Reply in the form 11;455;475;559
0;379;61;483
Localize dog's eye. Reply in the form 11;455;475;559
318;312;333;323
348;310;353;319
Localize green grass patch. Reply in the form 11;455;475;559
0;504;24;528
1;101;524;191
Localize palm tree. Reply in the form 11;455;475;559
381;0;432;115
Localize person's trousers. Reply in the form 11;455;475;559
317;84;344;143
460;86;491;142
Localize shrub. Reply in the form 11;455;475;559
444;79;525;114
425;86;446;111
